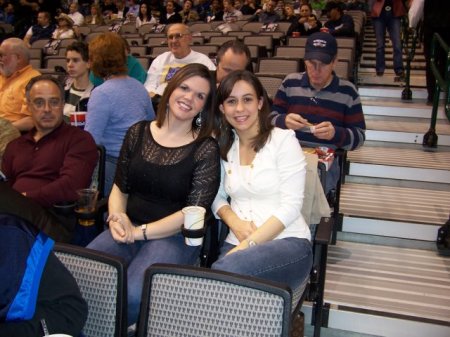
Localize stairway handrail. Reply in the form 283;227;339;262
430;33;450;121
400;15;420;100
423;33;450;148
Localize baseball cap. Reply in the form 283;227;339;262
304;32;337;64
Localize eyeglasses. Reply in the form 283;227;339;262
30;98;62;109
167;33;186;41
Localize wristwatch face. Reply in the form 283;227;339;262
248;240;257;247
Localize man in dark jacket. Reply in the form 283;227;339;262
0;186;87;336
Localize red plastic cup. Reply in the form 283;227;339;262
292;31;301;38
70;111;86;129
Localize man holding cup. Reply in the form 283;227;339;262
1;75;98;240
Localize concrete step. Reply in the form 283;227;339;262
339;182;450;240
359;59;426;70
361;53;426;63
361;96;448;120
364;116;450;146
359;86;431;99
323;240;450;336
347;146;450;183
358;72;426;88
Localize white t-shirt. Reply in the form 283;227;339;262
68;11;84;26
144;50;216;96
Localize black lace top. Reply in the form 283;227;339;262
115;121;220;224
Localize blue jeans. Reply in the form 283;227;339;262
372;11;403;74
211;237;312;291
87;231;201;325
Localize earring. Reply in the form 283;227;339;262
195;112;202;127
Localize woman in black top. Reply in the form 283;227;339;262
87;63;220;326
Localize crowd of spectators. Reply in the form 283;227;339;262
4;1;444;335
0;1;370;41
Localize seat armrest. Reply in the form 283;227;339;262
314;217;333;246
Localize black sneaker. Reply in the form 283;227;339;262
376;71;384;76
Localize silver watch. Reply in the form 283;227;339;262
248;239;258;247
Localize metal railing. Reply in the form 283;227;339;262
401;17;421;100
423;33;450;148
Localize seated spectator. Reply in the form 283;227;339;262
275;0;286;19
135;1;156;29
0;117;20;166
86;33;155;196
310;0;328;16
87;63;220;328
127;0;140;19
85;3;106;25
252;0;281;24
223;0;243;22
148;0;165;21
102;0;117;18
241;0;261;15
195;0;211;21
283;3;298;23
23;11;55;48
68;2;85;26
287;3;322;36
179;0;199;24
160;0;183;24
1;75;98;238
113;0;129;20
211;70;312;293
214;39;252;85
324;1;355;37
144;23;216;98
89;36;147;86
52;13;75;40
0;2;15;25
205;0;224;22
0;212;87;337
270;32;365;193
0;38;40;132
64;41;93;118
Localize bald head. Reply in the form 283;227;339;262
167;24;192;59
0;38;30;77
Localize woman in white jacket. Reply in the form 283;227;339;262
211;70;312;291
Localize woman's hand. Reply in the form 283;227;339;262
230;220;257;242
107;212;135;244
226;240;250;256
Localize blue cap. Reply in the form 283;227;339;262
304;32;337;64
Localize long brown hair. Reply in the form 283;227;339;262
215;70;273;161
155;63;216;141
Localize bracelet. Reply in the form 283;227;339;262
141;224;148;241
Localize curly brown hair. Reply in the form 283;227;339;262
89;33;127;79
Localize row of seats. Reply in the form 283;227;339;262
53;152;334;337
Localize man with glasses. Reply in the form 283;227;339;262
2;75;98;237
270;32;365;193
144;23;216;99
0;38;41;132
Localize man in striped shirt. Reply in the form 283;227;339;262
270;32;365;193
